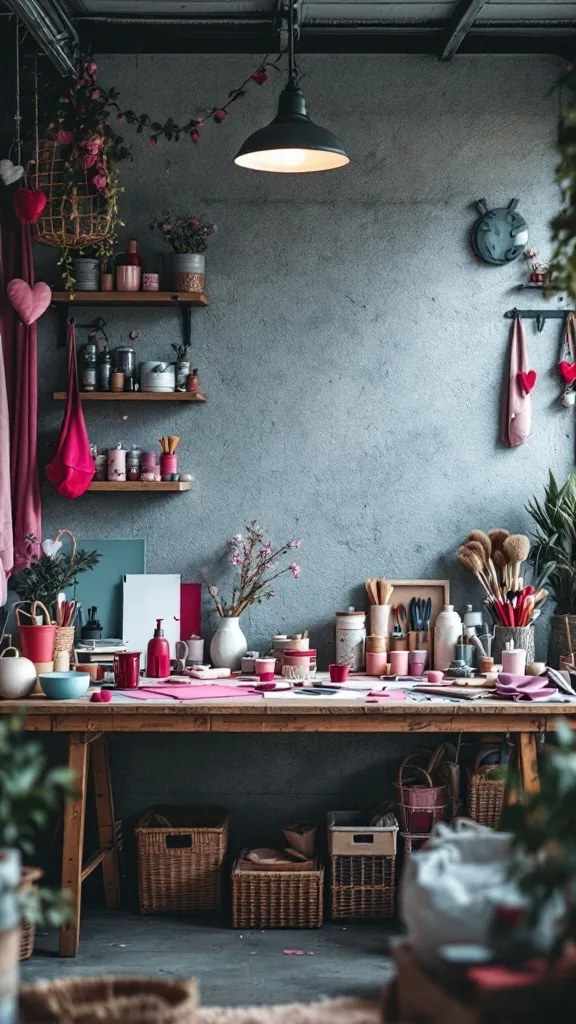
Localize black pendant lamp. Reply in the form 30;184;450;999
234;1;349;174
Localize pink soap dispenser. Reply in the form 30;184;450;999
146;618;171;678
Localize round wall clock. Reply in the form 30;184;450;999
471;198;529;265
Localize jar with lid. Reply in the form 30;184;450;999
335;609;366;670
126;447;141;482
80;341;97;391
98;347;111;391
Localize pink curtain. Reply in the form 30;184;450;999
0;202;41;577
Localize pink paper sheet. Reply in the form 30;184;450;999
119;684;261;701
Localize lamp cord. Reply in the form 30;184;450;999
287;0;299;82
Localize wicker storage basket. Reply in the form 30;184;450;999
232;852;324;929
468;751;506;829
19;867;42;961
136;806;228;914
19;976;198;1024
34;135;114;249
331;854;395;919
395;756;447;835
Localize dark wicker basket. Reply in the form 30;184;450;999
20;976;198;1023
136;806;228;914
232;852;324;929
19;867;42;961
468;751;506;829
331;854;395;919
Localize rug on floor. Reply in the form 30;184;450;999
197;997;380;1024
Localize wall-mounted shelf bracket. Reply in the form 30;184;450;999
504;308;574;333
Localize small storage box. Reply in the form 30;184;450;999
328;812;398;919
136;805;228;914
231;852;324;929
327;811;398;856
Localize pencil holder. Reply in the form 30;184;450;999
54;626;75;657
493;625;535;667
160;453;178;480
370;605;391;638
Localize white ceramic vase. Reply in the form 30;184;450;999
0;848;20;1024
210;616;247;670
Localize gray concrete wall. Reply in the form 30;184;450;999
34;54;572;860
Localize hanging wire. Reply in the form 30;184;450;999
14;18;22;166
34;54;39;187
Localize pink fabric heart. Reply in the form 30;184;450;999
518;369;537;395
7;279;52;326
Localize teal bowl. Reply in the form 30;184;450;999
38;672;91;700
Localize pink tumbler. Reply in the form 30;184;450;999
114;652;141;688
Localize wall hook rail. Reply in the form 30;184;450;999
504;308;574;333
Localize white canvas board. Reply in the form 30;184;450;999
122;574;181;658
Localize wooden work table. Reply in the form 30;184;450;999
0;694;572;957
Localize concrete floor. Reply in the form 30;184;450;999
20;912;396;1006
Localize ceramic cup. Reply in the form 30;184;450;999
502;649;527;675
255;657;275;678
408;650;427;676
365;651;388;676
389;650;409;675
426;670;444;683
329;664;349;683
143;273;159;292
114;652;141;688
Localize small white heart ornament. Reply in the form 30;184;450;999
41;538;63;558
0;159;24;186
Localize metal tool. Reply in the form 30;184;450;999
392;603;408;636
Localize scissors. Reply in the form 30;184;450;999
409;598;432;632
392;604;408;635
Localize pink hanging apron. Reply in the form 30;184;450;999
45;320;94;498
500;313;532;448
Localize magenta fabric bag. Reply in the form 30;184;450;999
46;320;94;498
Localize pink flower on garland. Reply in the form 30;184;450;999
87;62;97;75
213;110;227;123
117;112;125;122
191;130;200;142
56;129;74;144
289;539;301;549
93;173;108;191
79;152;98;169
91;90;101;100
149;136;158;146
251;71;269;86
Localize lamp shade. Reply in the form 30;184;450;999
234;78;349;173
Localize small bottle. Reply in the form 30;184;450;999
146;618;171;678
186;368;200;393
116;241;142;291
117;240;142;267
80;341;97;392
98;346;111;391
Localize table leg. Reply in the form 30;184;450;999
517;732;540;797
59;732;89;957
91;734;120;909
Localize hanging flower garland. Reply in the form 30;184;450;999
551;96;576;302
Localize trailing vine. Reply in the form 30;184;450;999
551;99;576;301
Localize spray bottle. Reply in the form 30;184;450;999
146;618;171;678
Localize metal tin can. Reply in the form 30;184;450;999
335;611;366;670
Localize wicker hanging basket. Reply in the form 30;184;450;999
33;134;114;249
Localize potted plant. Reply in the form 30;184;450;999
202;521;301;669
148;212;216;293
10;532;101;612
0;712;74;1023
527;472;576;666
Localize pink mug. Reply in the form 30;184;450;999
365;651;388;677
408;650;427;676
389;650;409;675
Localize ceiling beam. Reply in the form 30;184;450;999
440;0;487;62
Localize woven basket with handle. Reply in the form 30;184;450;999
34;135;114;249
394;754;447;834
468;749;506;829
19;867;42;961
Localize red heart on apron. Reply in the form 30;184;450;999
12;188;47;224
518;369;537;395
558;361;576;384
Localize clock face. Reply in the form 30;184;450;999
472;205;529;265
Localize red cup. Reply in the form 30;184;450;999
258;671;275;682
329;664;349;683
114;652;141;688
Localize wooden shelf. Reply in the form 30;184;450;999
51;291;209;306
53;391;207;403
87;481;192;493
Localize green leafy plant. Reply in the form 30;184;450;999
550;100;576;300
0;713;75;926
501;720;576;959
10;542;101;609
527;472;576;614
